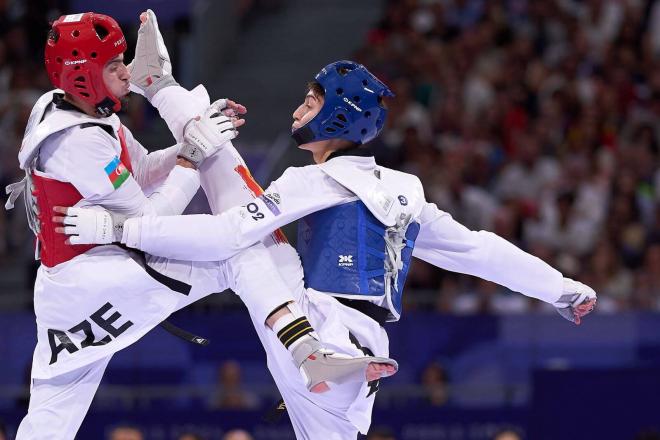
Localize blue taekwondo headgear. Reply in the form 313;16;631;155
292;60;394;146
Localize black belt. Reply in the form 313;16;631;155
133;249;210;346
335;297;390;326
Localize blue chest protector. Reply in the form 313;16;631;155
297;201;420;321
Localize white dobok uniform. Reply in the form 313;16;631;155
11;86;300;439
118;145;566;439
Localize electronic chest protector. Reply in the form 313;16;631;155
297;200;419;322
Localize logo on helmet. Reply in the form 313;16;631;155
64;59;87;66
113;37;125;47
343;97;362;112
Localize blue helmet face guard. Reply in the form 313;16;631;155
292;60;394;146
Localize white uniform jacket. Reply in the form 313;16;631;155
24;90;200;380
124;152;565;306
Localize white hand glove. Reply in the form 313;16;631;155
128;9;178;101
58;207;126;245
554;278;597;325
178;101;239;168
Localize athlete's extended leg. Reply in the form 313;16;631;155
138;11;396;390
200;143;397;391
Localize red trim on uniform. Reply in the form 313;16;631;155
234;164;263;197
234;165;288;244
117;125;133;174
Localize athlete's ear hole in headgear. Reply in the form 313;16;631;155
48;29;59;43
336;66;350;76
365;111;371;118
91;52;97;58
72;50;78;56
336;88;343;95
72;30;80;37
337;114;347;123
94;24;109;40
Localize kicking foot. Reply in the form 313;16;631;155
291;337;398;393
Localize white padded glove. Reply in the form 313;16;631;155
128;9;178;101
58;207;126;245
178;101;238;168
554;278;597;325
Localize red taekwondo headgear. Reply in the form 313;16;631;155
45;12;127;116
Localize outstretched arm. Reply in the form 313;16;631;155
413;202;596;324
56;165;353;260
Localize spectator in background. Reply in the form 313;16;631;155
222;429;254;440
634;429;660;440
210;360;259;410
492;428;523;440
420;361;450;406
353;0;660;314
109;425;143;440
366;426;396;440
633;243;660;309
178;433;204;440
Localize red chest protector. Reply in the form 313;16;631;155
32;125;132;267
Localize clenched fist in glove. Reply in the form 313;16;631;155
128;9;178;101
53;206;126;245
178;99;246;168
554;278;597;325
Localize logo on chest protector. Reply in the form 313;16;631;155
338;255;354;267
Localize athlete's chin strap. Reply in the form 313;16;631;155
291;125;315;146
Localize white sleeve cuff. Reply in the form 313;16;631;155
121;217;142;249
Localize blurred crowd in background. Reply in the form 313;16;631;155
0;0;660;438
357;0;660;314
1;3;660;307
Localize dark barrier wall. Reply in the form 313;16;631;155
1;312;660;438
530;368;660;440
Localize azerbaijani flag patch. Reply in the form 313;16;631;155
104;156;130;189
